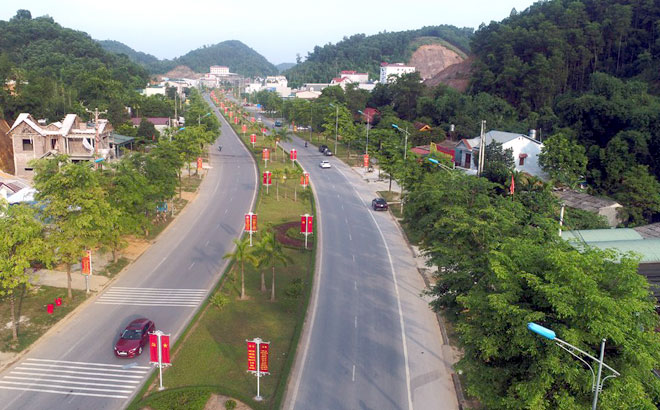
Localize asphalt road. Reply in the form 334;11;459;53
0;96;257;410
243;106;458;410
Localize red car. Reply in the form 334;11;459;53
114;318;155;358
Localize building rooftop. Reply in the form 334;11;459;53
634;223;660;239
554;190;621;212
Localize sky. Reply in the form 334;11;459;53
1;0;538;65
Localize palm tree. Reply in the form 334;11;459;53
274;128;292;161
289;167;303;201
272;169;283;200
253;237;269;293
223;237;254;300
260;231;291;302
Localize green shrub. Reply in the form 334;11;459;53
284;278;304;299
225;399;237;410
145;388;211;410
210;293;229;310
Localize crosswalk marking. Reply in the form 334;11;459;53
96;286;207;307
0;358;151;399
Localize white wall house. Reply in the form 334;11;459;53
265;76;291;97
454;130;546;179
210;65;229;76
379;63;416;83
143;85;167;97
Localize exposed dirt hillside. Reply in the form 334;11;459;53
0;119;14;175
423;57;474;92
161;65;202;79
409;44;464;81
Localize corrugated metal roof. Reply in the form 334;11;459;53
563;228;643;242
587;240;660;263
634;223;660;239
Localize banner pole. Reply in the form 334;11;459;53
255;338;262;401
157;331;164;390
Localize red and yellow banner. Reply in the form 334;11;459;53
197;157;203;170
363;154;370;168
247;341;257;371
300;172;309;187
262;149;270;160
250;134;257;144
81;250;92;276
263;171;272;185
259;342;269;373
290;149;297;160
242;124;247;133
245;214;257;232
161;335;171;364
301;215;313;234
149;333;158;362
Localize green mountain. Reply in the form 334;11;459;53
276;62;296;72
283;25;474;87
97;39;160;67
99;39;278;78
0;10;148;123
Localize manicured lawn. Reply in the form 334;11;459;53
131;98;316;410
0;286;86;352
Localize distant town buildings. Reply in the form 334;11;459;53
210;65;230;76
379;62;416;83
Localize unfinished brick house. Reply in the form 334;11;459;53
9;113;113;179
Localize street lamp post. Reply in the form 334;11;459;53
391;123;409;214
329;103;338;156
198;112;211;125
527;322;620;410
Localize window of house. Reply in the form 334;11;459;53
22;139;33;151
519;153;528;166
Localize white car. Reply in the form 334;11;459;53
319;160;331;169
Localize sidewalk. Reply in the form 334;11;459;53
29;251;113;292
349;163;401;196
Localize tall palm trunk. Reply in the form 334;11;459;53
270;266;276;301
261;271;266;292
240;261;245;300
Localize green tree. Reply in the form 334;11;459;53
32;156;115;299
538;132;588;187
0;202;48;342
258;231;290;302
323;103;355;156
477;140;515;186
223;237;254;300
136;118;158;145
613;165;660;226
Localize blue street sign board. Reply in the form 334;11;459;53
157;202;167;212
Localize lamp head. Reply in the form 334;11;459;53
527;322;556;340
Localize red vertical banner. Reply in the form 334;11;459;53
234;116;239;124
197;157;203;170
81;250;92;275
149;333;159;363
224;107;228;114
245;214;252;232
250;117;255;123
229;111;233;118
363;154;370;167
242;124;247;133
247;341;257;371
262;149;270;160
307;215;314;233
263;171;272;185
300;215;307;234
261;127;267;134
290;149;297;161
259;342;270;373
300;172;309;187
161;335;171;364
250;134;257;144
251;214;257;232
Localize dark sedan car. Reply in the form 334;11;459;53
372;198;388;211
114;318;155;358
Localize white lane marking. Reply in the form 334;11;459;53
19;363;145;374
5;376;133;388
217;223;222;228
188;262;195;270
109;287;206;292
0;385;129;399
25;358;149;369
352;255;355;262
354;316;357;328
95;302;199;307
205;240;210;247
352;365;356;382
348;233;352;241
0;380;133;394
341;204;344;210
354;280;357;291
224;209;228;215
334;166;414;410
9;371;139;384
14;367;144;379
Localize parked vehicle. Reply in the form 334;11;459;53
371;198;388;211
319;145;328;153
114;318;155;358
274;120;283;127
319;160;331;169
323;149;333;156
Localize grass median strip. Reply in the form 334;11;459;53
131;97;316;410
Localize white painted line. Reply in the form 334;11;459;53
188;262;195;270
224;209;228;215
205;240;210;247
0;380;133;394
354;280;357;291
352;365;356;382
95;302;199;307
354;316;357;328
352;255;355;262
0;385;128;399
14;367;144;379
5;376;135;388
9;371;140;384
110;287;206;292
19;363;146;374
25;358;149;369
348;233;352;241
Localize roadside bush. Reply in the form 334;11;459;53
225;399;237;410
210;293;229;310
143;388;211;410
284;278;304;299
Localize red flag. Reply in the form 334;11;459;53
510;174;515;195
259;342;269;373
149;333;159;363
247;341;257;371
161;335;171;364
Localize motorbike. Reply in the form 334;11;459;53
304;141;308;148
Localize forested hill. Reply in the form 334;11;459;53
100;40;278;78
283;25;474;87
98;39;160;68
0;10;148;123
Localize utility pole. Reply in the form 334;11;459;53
85;107;107;169
478;120;486;176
